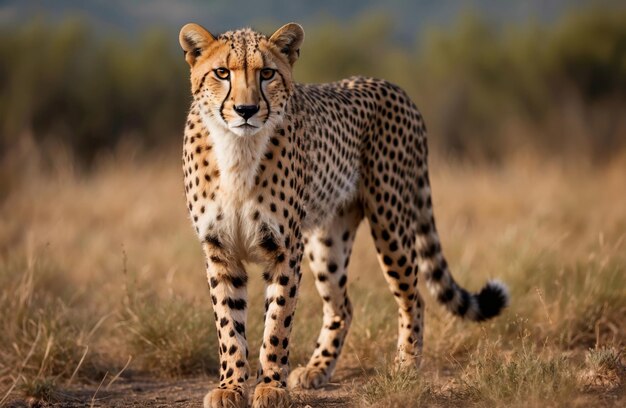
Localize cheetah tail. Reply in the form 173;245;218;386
418;239;509;321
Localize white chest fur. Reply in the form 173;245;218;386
187;117;275;261
193;197;265;261
202;113;271;198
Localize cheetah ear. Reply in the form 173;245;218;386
269;23;304;65
179;23;216;67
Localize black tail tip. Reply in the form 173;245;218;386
476;280;509;321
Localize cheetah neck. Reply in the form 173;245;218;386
201;113;272;201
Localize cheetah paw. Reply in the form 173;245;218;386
252;385;290;408
287;366;329;389
203;388;247;408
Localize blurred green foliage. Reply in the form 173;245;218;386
1;9;625;165
0;18;188;163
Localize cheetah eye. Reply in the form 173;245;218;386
260;68;275;81
214;68;230;80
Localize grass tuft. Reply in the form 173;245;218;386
460;341;578;407
585;347;623;373
579;347;625;391
18;377;58;403
121;289;218;377
360;363;434;407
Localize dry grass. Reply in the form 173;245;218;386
360;365;433;407
1;151;625;406
460;340;579;407
121;288;217;378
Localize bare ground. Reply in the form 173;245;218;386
4;370;359;408
6;364;623;408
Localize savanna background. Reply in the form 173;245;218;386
1;1;625;407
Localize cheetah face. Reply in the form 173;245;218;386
180;23;304;137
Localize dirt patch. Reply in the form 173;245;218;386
5;371;357;408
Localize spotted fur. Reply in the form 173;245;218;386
179;22;509;408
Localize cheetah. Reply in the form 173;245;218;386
179;22;509;408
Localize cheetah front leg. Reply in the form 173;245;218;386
253;229;303;408
288;203;362;389
202;240;250;408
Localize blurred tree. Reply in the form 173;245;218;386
0;20;188;165
296;13;396;83
1;9;625;168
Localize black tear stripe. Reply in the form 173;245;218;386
219;53;232;122
260;54;272;124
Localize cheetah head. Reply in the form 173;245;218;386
179;23;304;137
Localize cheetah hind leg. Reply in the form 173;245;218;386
288;203;362;389
365;206;426;371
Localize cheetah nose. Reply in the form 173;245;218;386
234;105;260;120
